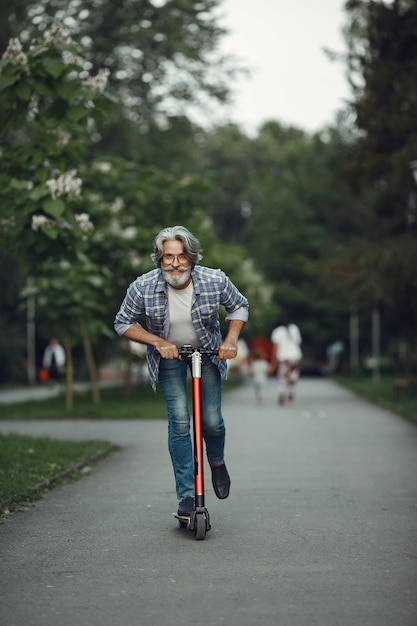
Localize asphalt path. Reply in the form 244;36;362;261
0;377;416;626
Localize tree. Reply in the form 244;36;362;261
198;121;355;355
0;22;112;265
320;0;417;372
0;22;114;395
2;0;241;164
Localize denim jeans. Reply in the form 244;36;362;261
158;356;225;501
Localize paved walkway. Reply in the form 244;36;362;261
0;377;416;626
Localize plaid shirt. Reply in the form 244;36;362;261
114;265;249;390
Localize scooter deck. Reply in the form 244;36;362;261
173;509;212;533
173;512;191;522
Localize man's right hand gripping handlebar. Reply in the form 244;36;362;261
154;339;179;360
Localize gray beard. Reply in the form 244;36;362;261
163;267;191;288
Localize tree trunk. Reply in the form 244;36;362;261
124;345;133;399
63;332;73;410
26;276;37;386
79;318;100;404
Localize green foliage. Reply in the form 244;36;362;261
317;0;417;349
21;253;113;341
198;121;352;347
2;0;238;156
0;23;112;268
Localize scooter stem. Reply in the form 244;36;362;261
191;350;204;506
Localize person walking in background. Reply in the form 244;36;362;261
270;318;302;406
248;346;270;404
42;338;66;380
326;340;344;375
114;225;249;518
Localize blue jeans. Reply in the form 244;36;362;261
158;356;225;501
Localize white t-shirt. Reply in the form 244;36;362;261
167;282;200;347
271;324;302;361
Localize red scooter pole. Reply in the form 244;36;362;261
175;346;213;539
191;350;205;508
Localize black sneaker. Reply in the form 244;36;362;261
177;496;194;516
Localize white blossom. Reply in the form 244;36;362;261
94;161;112;173
56;130;71;147
43;22;72;46
75;213;94;233
31;215;55;231
82;68;110;94
110;197;124;213
2;38;29;71
123;226;137;240
46;169;82;199
62;50;89;69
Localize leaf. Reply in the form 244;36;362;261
56;82;79;104
42;225;59;240
42;198;65;219
33;81;53;97
35;168;50;184
41;57;65;79
67;105;88;122
16;82;31;102
0;74;17;92
29;186;49;201
9;178;32;191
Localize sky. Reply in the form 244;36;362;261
215;0;351;135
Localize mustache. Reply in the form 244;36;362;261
163;266;189;272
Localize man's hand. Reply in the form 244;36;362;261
154;340;179;359
217;340;238;361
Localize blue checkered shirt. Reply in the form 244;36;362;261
114;265;249;390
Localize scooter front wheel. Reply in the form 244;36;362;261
194;512;206;540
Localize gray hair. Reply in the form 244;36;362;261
151;225;203;267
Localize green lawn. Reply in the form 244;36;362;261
0;383;168;420
0;433;117;518
334;375;417;426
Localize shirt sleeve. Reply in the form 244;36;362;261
114;279;144;336
221;274;249;321
225;306;249;322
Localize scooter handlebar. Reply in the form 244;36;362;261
178;345;219;357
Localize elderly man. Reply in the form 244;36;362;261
114;226;249;517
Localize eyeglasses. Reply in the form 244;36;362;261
162;253;189;264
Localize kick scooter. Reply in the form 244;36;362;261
173;345;217;540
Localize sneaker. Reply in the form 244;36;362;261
177;496;194;516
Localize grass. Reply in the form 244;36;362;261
0;383;168;420
0;433;118;519
334;375;417;426
0;379;242;420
